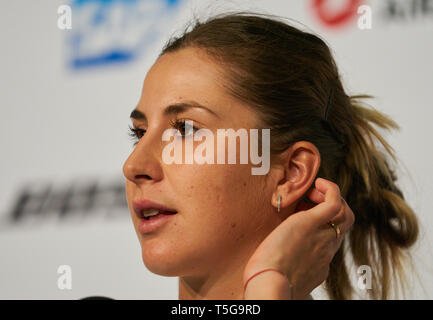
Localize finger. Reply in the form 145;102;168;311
330;234;344;255
321;221;345;247
313;196;348;230
328;202;345;225
332;200;355;235
305;178;343;226
317;227;342;255
302;180;343;208
307;188;325;204
324;211;349;244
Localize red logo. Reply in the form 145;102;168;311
311;0;364;28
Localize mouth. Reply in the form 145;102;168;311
132;199;178;221
135;207;178;234
137;208;178;220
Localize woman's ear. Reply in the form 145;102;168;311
271;141;321;212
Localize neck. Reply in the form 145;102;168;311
178;260;246;300
178;219;281;300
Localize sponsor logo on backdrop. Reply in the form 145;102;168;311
382;0;433;21
311;0;364;28
2;179;128;225
309;0;433;29
67;0;182;69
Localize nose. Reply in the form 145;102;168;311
123;136;163;184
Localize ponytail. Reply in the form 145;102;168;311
325;94;419;299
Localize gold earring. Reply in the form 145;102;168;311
277;195;281;212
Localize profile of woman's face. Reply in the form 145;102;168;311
123;47;282;278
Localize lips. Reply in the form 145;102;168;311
132;199;178;220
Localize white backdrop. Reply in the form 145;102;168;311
0;0;432;299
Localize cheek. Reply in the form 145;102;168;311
137;164;271;275
170;163;262;235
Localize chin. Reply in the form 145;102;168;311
140;243;182;277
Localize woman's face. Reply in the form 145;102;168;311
123;47;281;277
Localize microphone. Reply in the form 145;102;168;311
80;296;114;300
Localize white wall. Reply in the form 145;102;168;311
0;0;432;299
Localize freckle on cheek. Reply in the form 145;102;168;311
236;233;244;241
231;223;236;228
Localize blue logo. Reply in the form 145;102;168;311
68;0;182;69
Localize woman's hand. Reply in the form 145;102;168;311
243;178;355;300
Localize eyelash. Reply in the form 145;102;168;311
128;125;145;146
128;119;200;146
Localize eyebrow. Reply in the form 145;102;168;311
129;100;220;121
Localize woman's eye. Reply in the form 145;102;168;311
128;125;146;146
128;120;198;146
172;119;198;137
